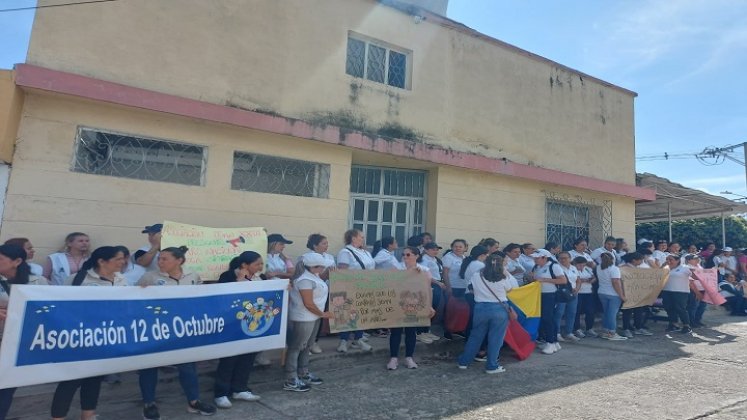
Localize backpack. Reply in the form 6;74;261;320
535;261;573;303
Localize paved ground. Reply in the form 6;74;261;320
8;308;747;419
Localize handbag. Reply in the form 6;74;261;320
480;275;518;321
541;261;574;303
444;296;470;333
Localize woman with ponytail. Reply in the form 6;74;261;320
0;244;47;419
52;246;126;420
136;246;215;418
373;237;399;269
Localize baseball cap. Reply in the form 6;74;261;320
267;233;293;244
142;224;163;234
302;253;326;267
530;249;553;259
723;247;733;252
424;242;443;250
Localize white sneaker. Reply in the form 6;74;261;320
425;332;441;341
351;339;372;351
622;329;634;338
556;334;566;342
585;329;599;338
309;342;323;354
634;328;653;336
541;343;555;354
574;329;586;338
337;340;348;353
602;332;628;341
232;391;260;402
214;396;232;409
387;358;398;370
416;333;433;344
405;357;418;369
564;334;580;342
554;342;562;352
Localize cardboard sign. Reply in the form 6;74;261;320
328;269;431;332
160;221;267;281
0;281;288;389
621;267;670;309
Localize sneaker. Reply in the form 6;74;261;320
387;358;398;370
554;342;562;351
457;364;468;370
300;373;323;385
309;342;323;354
634;328;653;336
187;400;216;416
680;326;693;334
574;329;586;338
622;329;634;338
563;334;580;342
351;339;372;351
602;332;628;341
474;354;488;362
541;343;556;354
359;335;370;342
337;340;348;353
425;332;441;341
232;391;260;401
405;357;418;369
665;324;679;332
143;403;161;420
373;329;389;338
213;396;232;409
556;334;566;342
585;329;598;338
283;378;311;392
485;366;506;374
254;354;271;366
416;333;433;344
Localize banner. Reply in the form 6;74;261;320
0;281;288;388
693;268;726;305
161;221;267;281
328;269;431;332
621;267;669;309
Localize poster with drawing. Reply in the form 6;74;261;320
620;267;669;309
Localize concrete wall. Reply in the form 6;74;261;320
27;0;635;185
0;70;23;163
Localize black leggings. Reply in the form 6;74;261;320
574;293;596;331
51;377;103;418
662;291;690;326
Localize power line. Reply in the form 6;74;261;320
0;0;121;13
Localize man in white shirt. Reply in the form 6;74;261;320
134;224;162;272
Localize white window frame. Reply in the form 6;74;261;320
346;32;412;90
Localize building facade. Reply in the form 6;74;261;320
0;0;653;265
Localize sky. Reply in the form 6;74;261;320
1;0;746;198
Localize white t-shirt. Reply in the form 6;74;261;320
663;265;691;293
374;249;400;270
442;252;466;289
534;261;565;293
518;254;536;281
121;261;146;286
714;255;737;276
420;254;442;281
652;250;669;267
136;246;160;272
560;265;579;289
336;247;375;270
464;260;485;291
591;247;617;265
266;253;288;278
568;250;593;263
576;266;595;294
597;265;621;297
505;257;525;279
470;272;519;303
289;270;328;322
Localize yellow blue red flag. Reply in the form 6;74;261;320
507;282;541;340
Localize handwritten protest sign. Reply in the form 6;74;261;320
621;267;670;309
693;268;726;305
161;221;267;281
0;281;288;388
328;270;431;333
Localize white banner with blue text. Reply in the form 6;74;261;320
0;280;288;388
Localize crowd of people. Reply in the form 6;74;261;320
0;224;745;420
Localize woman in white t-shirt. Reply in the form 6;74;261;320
662;255;693;334
457;253;518;373
596;253;628;341
568;238;596;269
442;239;468;297
301;234;336;355
372;237;399;269
265;233;294;280
571;256;597;338
532;249;567;354
554;252;581;342
502;244;526;284
283;253;333;392
619;252;653;338
335;229;374;353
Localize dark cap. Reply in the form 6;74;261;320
142;224;163;234
424;242;443;250
267;233;293;244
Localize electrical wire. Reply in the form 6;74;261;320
0;0;121;13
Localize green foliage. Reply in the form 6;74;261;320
636;216;747;248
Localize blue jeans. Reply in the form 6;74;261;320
599;294;622;332
687;292;707;324
458;302;509;371
553;295;578;336
540;293;558;343
139;363;200;404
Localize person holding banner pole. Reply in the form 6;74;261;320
335;229;374;353
619;252;654;337
136;246;217;419
213;251;265;410
52;246;126;420
0;244;47;420
283;253;333;392
387;247;434;370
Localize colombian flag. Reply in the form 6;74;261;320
505;282;541;360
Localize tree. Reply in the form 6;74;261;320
636;216;747;249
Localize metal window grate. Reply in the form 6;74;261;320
345;34;410;89
545;192;612;250
231;152;330;198
72;127;206;186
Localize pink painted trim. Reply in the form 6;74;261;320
13;64;655;201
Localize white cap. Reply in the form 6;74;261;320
723;247;733;252
530;249;554;259
637;238;651;245
302;253;327;267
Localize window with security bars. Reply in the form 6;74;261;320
346;34;409;89
231;152;330;198
72;127;206;186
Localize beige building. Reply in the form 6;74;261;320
0;0;653;267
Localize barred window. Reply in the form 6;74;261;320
231;152;330;198
346;33;410;89
72;127;206;186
